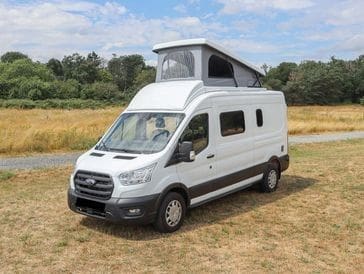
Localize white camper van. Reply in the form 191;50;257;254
68;39;289;233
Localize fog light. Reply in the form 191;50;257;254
126;208;142;216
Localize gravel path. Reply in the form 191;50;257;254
289;130;364;144
1;131;363;170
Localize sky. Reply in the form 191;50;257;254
0;0;363;67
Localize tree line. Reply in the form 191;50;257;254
0;51;363;105
0;51;156;102
262;56;364;105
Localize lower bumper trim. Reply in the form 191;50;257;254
68;189;159;225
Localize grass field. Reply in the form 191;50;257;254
0;140;363;272
288;105;364;134
0;105;363;156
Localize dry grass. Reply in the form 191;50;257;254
289;105;364;135
0;108;121;155
1;105;363;156
0;140;363;273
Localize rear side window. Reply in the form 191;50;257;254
256;109;263;127
180;113;208;154
220;111;245;136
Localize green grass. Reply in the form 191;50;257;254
0;171;15;181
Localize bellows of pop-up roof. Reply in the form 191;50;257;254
152;38;265;88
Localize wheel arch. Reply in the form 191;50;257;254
156;182;191;209
268;155;281;178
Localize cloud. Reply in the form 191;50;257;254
220;39;279;54
217;0;314;14
0;0;362;66
324;0;364;26
173;4;187;13
0;1;229;62
335;34;364;53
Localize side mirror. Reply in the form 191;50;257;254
178;141;195;162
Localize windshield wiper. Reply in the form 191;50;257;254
96;139;110;151
109;148;142;154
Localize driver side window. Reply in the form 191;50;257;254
180;113;208;154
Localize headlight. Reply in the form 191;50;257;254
118;163;156;186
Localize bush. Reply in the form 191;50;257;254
1;59;54;81
81;82;121;101
360;97;364;105
0;77;12;99
52;79;80;99
0;99;124;109
6;77;54;100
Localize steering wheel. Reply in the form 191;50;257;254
152;130;170;141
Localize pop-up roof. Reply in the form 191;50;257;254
153;38;265;88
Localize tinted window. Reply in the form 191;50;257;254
162;50;195;79
208;55;234;78
220;111;245;136
180;114;208;154
256;109;263;127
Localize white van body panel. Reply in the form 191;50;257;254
69;80;289;224
128;80;204;111
72;82;287;202
68;39;289;227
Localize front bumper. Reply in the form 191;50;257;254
68;188;160;225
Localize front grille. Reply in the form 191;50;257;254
74;170;114;200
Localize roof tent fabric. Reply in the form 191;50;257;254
153;38;264;88
155;46;202;82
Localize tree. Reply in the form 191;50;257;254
125;66;156;100
261;63;270;75
1;51;29;63
263;62;297;90
0;59;55;99
132;66;156;89
107;54;145;91
283;61;344;105
62;52;102;84
351;56;364;103
98;69;113;82
1;59;54;81
47;58;63;78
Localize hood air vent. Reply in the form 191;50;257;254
113;155;136;160
90;152;105;157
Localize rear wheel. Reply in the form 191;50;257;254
154;192;186;233
260;163;279;192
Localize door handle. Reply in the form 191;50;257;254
206;154;215;159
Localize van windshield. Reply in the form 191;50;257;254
97;112;185;154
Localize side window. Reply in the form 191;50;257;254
180;113;208;154
256;109;263;127
220;111;245;136
208;55;234;78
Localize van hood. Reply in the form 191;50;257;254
75;150;161;176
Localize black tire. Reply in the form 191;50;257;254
260;163;279;193
153;192;186;233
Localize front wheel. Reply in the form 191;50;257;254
260;163;279;192
154;192;186;233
